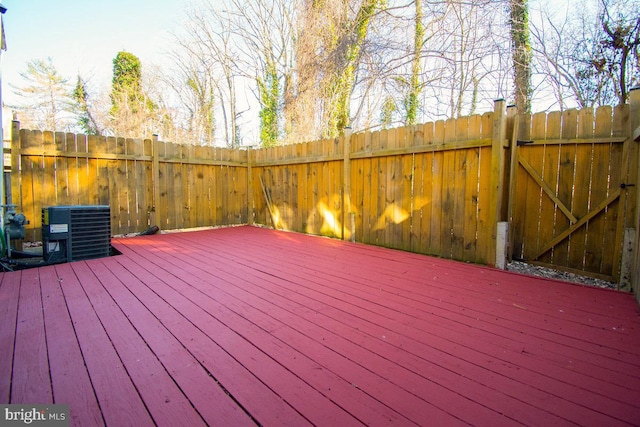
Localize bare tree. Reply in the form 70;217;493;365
405;0;424;126
184;6;243;147
224;0;297;146
10;58;73;131
175;0;296;147
531;0;639;109
427;0;507;118
599;0;640;104
166;41;219;145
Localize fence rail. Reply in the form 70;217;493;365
10;91;640;293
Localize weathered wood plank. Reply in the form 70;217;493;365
361;157;372;244
569;109;595;270
410;152;425;254
553;109;579;267
0;271;21;403
11;268;51;403
441;149;455;258
296;144;307;233
160;227;640;425
611;104;633;286
477;146;493;263
42;132;56;214
112;137;127;233
66;134;81;207
401;153;413;250
451;148;466;260
38;266;103;426
124;139;136;232
116;242;337;426
463;148;479;261
537;112;562;264
20;154;37;241
584;106;614;273
429;151;444;256
369;131;381;245
54;132;69;206
54;262;154;426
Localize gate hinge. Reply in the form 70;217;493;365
516;140;534;146
620;183;636;189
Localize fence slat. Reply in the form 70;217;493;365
463;148;479;262
569;109;595;270
428;152;443;255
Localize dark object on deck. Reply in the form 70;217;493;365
138;225;160;236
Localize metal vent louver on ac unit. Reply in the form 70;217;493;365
42;205;111;263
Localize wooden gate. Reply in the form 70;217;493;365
508;106;637;286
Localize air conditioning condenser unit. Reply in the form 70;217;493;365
42;205;111;263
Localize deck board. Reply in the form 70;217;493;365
110;250;314;426
74;261;208;427
116;243;378;426
1;225;639;426
147;234;545;425
12;268;51;404
0;269;20;403
39;266;103;426
163;229;639;426
129;257;463;426
91;257;255;427
54;262;153;426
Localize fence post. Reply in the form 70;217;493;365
151;134;160;228
627;87;640;300
505;104;519;263
10;117;20;209
247;147;253;225
489;99;508;266
342;127;354;241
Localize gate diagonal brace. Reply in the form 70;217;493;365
532;189;621;261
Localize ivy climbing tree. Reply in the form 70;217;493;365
510;0;532;113
325;0;381;138
258;54;280;147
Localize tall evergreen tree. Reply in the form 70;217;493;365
109;51;156;137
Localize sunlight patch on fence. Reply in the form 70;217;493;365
373;203;410;231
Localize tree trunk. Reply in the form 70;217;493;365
405;0;423;126
325;0;380;138
510;0;532;113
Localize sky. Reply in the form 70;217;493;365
1;0;192;111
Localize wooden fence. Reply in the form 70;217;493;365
10;123;248;240
10;91;640;294
251;107;500;265
509;106;637;285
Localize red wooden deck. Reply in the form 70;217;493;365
1;225;639;426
